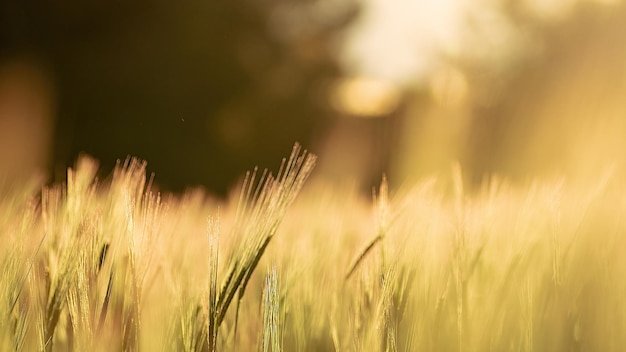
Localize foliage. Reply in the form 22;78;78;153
0;0;358;193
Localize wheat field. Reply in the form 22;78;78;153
1;143;625;351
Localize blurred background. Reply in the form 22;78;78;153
0;0;625;195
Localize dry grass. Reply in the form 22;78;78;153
1;144;625;351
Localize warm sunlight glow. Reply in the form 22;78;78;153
330;76;401;117
523;0;622;19
430;66;469;108
344;0;623;83
522;0;576;19
342;0;467;84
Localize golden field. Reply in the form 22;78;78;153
1;144;625;351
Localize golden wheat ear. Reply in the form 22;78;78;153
207;143;315;350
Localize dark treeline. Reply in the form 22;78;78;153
0;1;358;194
